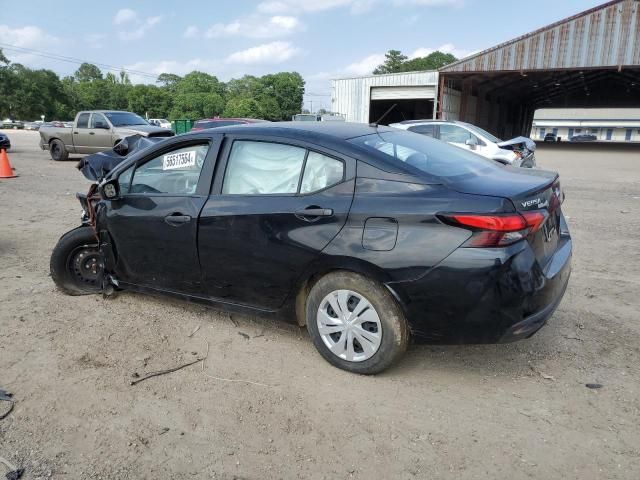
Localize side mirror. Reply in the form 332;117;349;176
100;179;120;200
95;122;109;129
465;137;478;149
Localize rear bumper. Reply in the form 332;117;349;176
388;228;571;344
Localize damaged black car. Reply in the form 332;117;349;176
51;123;571;374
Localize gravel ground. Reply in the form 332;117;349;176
1;130;639;479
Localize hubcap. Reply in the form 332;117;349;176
317;289;382;362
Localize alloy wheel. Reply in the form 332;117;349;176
316;289;382;362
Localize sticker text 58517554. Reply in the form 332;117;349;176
163;151;196;170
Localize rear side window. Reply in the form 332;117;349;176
222;141;345;195
348;130;499;178
408;124;435;137
439;124;474;143
76;113;90;128
300;152;344;194
222;141;306;194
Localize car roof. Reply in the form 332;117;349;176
195;118;268;123
185;121;395;140
394;119;463;125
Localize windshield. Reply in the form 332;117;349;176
461;123;502;143
348;130;501;179
103;112;148;127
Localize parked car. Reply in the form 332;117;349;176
1;119;23;130
191;118;268;131
50;123;571;374
569;134;597;142
39;110;174;161
23;122;41;131
543;132;557;142
292;113;320;121
390;120;537;168
148;118;172;129
0;132;10;149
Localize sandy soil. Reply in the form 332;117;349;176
1;130;639;479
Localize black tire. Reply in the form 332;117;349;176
306;271;409;374
50;139;69;161
50;226;102;295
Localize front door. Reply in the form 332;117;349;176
105;137;220;294
73;112;92;151
198;138;355;310
87;113;114;151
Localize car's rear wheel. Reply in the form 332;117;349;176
50;226;103;295
306;271;409;374
50;139;69;161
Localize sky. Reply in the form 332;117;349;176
0;0;603;111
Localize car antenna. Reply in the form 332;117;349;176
369;103;397;128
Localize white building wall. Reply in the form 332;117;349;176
531;126;640;142
331;71;438;123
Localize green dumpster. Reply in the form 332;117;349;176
171;119;194;134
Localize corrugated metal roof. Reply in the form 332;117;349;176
440;0;640;73
534;108;640;120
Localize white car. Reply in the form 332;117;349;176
148;118;172;129
390;120;536;168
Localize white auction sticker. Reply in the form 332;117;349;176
163;151;196;170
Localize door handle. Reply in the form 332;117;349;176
164;213;191;226
73;131;79;134
294;207;333;221
89;132;95;135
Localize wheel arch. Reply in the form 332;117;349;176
292;256;392;327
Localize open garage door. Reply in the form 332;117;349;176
369;86;435;124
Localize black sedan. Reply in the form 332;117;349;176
0;132;10;150
50;123;572;374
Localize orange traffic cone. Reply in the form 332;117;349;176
0;148;17;178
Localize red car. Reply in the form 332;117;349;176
191;118;268;131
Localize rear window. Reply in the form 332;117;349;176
348;130;501;179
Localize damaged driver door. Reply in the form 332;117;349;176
104;135;221;295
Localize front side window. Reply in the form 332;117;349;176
439;124;474;143
129;144;209;195
222;141;306;195
76;113;90;129
90;113;108;129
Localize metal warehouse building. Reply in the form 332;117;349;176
332;0;640;137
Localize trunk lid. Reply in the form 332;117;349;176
448;166;562;265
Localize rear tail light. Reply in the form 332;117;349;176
439;211;548;247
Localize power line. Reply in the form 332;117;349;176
0;43;160;79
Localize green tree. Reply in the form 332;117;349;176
157;73;182;91
170;92;224;119
128;84;173;118
222;97;262;118
74;62;103;82
373;50;408;74
400;51;458;72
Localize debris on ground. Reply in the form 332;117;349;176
585;383;603;389
0;388;14;421
129;357;202;386
187;325;201;338
238;332;250;340
0;456;24;480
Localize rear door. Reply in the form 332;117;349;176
198;136;355;310
105;135;221;294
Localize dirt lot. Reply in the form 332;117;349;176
1;130;639;479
